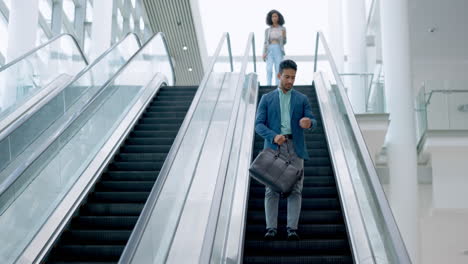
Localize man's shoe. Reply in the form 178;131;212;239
287;228;300;241
264;228;277;240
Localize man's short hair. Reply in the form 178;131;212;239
279;59;297;74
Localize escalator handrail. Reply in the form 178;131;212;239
0;33;89;72
0;32;168;200
313;31;412;263
198;32;257;263
0;32;142;143
118;32;234;264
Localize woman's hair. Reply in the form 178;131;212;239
266;10;285;26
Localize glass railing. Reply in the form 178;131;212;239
0;32;173;264
365;0;386;114
0;34;88;122
314;31;411;263
415;80;468;144
339;65;385;113
367;64;386;113
201;33;257;263
339;72;373;113
0;33;140;175
120;33;234;264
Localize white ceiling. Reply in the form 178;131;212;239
408;0;468;62
142;0;204;86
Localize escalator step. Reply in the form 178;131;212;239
134;123;182;131
80;203;145;216
101;171;158;181
303;166;334;176
250;176;336;187
115;153;168;161
138;117;185;124
126;137;174;145
120;145;172;153
248;187;338;198
247;198;340;210
88;192;150;203
243;255;353;264
48;262;116;264
245;224;347;239
108;161;162;171
149;101;192;107
253;148;330;158
247;210;344;224
95;181;154;192
141;111;188;118
155;95;196;101
48;245;124;261
61;230;132;244
146;106;190;112
304;157;332;166
254;140;327;149
243;239;351;255
70;216;138;230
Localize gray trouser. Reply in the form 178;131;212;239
265;139;304;230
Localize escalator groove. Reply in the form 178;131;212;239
43;85;197;264
243;85;353;264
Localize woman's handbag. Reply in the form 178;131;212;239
249;143;302;193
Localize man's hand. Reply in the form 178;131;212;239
262;54;267;61
299;117;312;129
274;134;287;145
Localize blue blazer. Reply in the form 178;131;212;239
255;89;317;160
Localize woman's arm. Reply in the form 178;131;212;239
263;28;269;61
282;27;287;45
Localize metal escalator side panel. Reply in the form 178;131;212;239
314;74;375;263
212;73;259;263
314;31;411;264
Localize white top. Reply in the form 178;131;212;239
269;27;282;42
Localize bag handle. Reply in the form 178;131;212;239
275;140;293;164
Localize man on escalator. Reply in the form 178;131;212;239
255;59;317;241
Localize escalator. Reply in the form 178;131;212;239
243;85;353;264
0;32;181;264
42;85;197;263
0;30;411;264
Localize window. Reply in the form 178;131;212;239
84;34;91;55
117;9;123;30
36;25;48;46
86;0;93;22
63;0;75;22
0;13;8;56
139;17;144;31
39;0;52;29
129;14;134;31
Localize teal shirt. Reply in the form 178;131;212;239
278;88;292;134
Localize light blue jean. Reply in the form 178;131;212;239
265;139;304;230
266;44;283;86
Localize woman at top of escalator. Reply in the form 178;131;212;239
263;9;287;86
